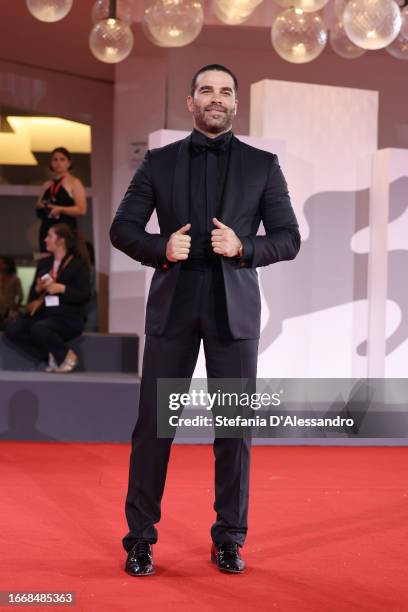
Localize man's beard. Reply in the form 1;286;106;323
193;103;235;134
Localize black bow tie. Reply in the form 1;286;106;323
191;129;232;153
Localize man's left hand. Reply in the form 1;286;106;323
211;217;242;258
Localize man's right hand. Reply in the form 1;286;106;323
166;223;191;262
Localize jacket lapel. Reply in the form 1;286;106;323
217;135;244;229
172;134;191;226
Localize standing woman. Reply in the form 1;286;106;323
36;147;87;253
5;223;91;373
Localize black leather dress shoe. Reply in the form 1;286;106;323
211;542;246;573
125;540;154;576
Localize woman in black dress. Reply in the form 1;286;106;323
36;147;87;253
5;223;91;373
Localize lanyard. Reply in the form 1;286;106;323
50;176;66;201
52;255;73;281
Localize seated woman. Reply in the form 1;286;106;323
0;256;23;329
5;223;90;373
36;147;87;253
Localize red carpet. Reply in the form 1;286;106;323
1;443;408;611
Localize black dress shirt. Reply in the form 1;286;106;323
189;128;233;261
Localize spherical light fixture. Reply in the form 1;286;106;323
386;6;408;59
142;0;204;48
271;8;327;63
26;0;73;22
386;33;408;59
214;0;262;26
400;5;408;39
92;0;133;25
343;0;402;50
89;17;134;63
273;0;329;13
330;21;366;58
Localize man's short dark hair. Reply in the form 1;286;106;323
190;64;238;97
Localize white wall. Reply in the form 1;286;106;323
109;58;167;340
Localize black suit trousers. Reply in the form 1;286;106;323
123;262;259;550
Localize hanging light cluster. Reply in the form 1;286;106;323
272;0;407;63
89;0;134;63
25;0;408;64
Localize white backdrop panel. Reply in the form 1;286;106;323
250;80;379;377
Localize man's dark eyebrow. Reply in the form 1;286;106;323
198;85;233;91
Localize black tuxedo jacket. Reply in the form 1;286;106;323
110;133;300;339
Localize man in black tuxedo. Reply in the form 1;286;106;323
110;64;300;576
